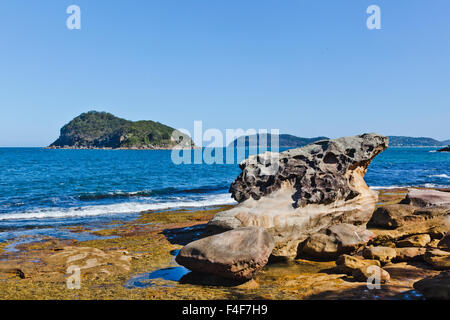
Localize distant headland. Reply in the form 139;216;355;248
230;134;450;149
47;111;194;150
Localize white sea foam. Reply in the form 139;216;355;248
429;174;450;179
370;185;406;190
0;194;236;221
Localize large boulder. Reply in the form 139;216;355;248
175;227;274;281
401;189;450;208
209;134;388;258
300;223;373;260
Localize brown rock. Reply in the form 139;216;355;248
396;234;431;247
334;254;381;275
176;227;275;281
414;271;450;300
301;224;373;260
402;189;450;208
368;204;419;229
352;265;390;283
43;246;132;280
393;247;426;262
424;249;450;270
362;246;397;264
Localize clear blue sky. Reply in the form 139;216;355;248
0;0;449;146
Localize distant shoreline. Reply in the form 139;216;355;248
44;146;200;150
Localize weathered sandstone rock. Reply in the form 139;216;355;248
333;254;380;275
300;223;373;260
362;246;397;264
393;247;426;262
401;189;450;208
352;265;390;284
396;234;431;248
175;227;274;281
414;271;450;300
424;249;450;270
209;134;388;258
368;204;422;229
43;246;132;280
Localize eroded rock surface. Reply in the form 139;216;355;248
209;134;388;258
300;223;373;260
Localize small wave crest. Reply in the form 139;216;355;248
0;194;236;221
78;185;230;201
429;174;450;179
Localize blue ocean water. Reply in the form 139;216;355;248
0;147;448;242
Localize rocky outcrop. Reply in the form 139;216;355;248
437;146;450;153
209;134;388;258
175;227;274;281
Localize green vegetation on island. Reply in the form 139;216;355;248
230;134;329;149
49;111;194;149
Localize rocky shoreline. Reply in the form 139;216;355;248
0;188;448;300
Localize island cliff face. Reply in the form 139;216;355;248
208;133;389;258
49;111;194;149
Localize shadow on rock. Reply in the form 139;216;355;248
162;224;211;246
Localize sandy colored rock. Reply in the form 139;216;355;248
43;246;132;280
333;254;380;275
362;246;397;264
396;234;431;247
402;189;450;208
176;227;275;281
209;134;388;258
352;265;390;284
300;224;373;260
368;204;420;229
424;249;450;270
393;247;426;262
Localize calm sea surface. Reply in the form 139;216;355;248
0;147;448;242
